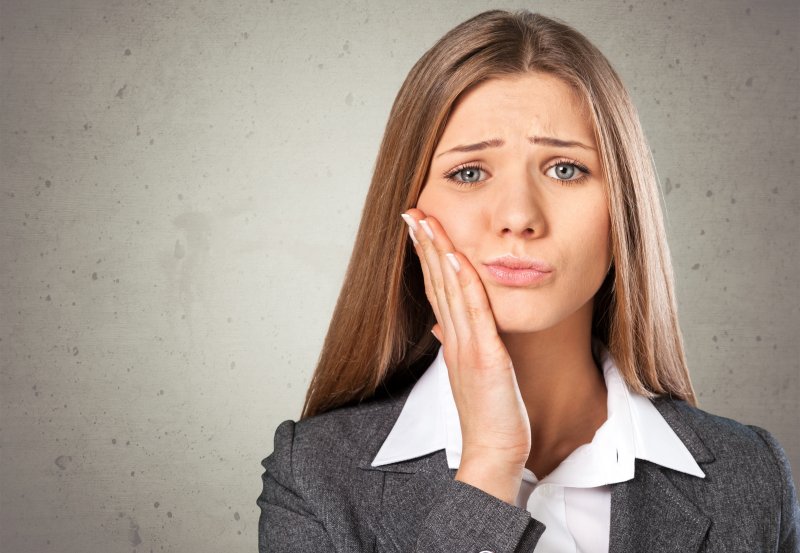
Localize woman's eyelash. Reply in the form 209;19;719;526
442;162;489;186
442;159;591;187
548;159;591;186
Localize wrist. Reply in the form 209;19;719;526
455;456;524;505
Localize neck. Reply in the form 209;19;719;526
499;300;608;478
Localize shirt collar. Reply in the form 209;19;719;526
371;337;705;485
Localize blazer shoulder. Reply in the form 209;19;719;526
295;386;409;453
653;397;799;549
653;396;778;457
258;388;412;553
653;396;795;494
267;383;411;479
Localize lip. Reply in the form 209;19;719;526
483;255;554;287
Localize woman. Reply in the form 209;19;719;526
257;9;798;552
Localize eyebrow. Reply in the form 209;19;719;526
435;136;596;158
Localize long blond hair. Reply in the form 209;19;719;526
300;9;697;419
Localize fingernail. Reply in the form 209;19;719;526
445;252;460;272
419;219;435;240
400;213;418;231
408;226;419;245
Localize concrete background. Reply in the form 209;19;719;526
1;0;797;551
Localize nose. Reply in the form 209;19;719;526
491;173;544;239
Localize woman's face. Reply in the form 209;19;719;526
416;72;611;335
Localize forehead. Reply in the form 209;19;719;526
440;72;594;146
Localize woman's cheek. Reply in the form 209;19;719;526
418;194;489;267
440;218;474;256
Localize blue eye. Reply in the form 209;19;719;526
455;167;483;182
546;161;590;185
554;163;576;179
443;163;488;187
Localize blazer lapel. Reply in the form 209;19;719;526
609;460;710;552
354;381;454;553
608;398;716;552
359;449;455;553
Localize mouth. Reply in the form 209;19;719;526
483;255;554;287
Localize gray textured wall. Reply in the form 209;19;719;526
1;1;797;551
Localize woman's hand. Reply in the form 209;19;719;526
401;208;531;504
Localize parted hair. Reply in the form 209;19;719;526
300;9;697;419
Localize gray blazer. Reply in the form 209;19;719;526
257;382;799;552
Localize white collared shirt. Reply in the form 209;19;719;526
371;337;705;552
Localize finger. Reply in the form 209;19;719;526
402;212;446;333
414;216;457;344
445;250;505;358
404;209;456;344
419;216;473;346
418;216;504;357
417;236;446;331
